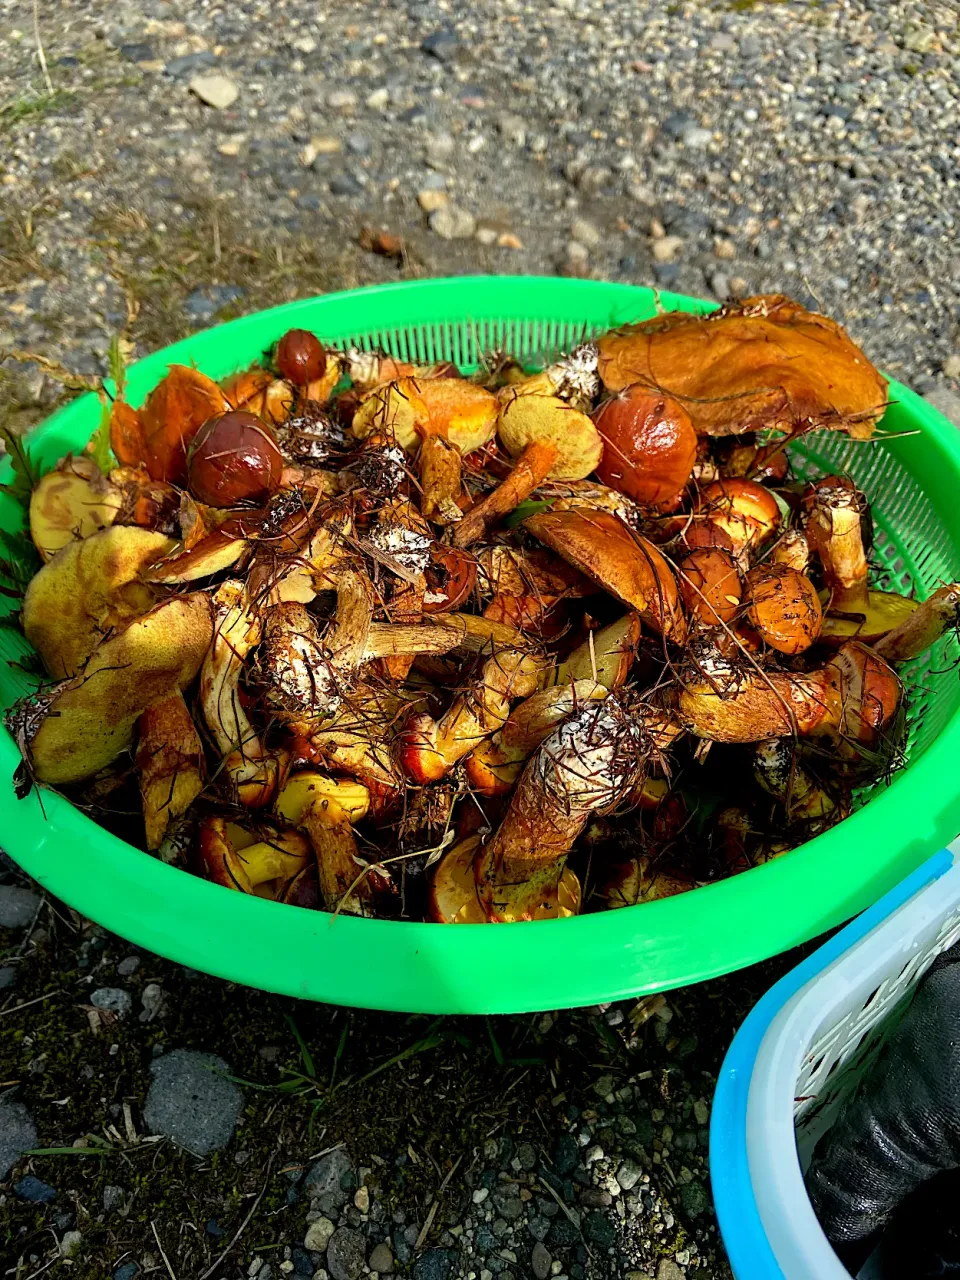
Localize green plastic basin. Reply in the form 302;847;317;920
2;277;960;1013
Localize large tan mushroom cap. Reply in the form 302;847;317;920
596;296;888;438
524;508;685;640
23;526;175;678
29;455;124;562
29;592;213;785
497;392;603;481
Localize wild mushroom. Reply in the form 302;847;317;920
743;561;823;655
803;478;918;644
136;690;205;850
416;377;500;455
524;508;685;641
194;814;312;899
873;584;960;663
200;579;284;808
28;455;124;562
770;528;810;574
187;411;284;508
299;794;395;915
397;642;547;784
675;638;903;763
593;386;697;506
686;479;781;567
541;478;642;526
501;343;601;412
676;548;743;629
473;698;644;922
11;592;213;786
110;466;181;534
23;525;175;678
417;424;463;526
428;833;582;923
551;612;643;689
753;737;837;826
595;295;888;439
593;857;694;911
465;678;607;796
275;771;371;825
453;441;559;548
496;390;603;481
135;363;231;483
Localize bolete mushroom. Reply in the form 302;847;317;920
299;794;395;915
753;737;836;826
594;857;694;911
676;548;743;629
686;479;781;567
23;525;175;678
136;690;205;850
194;814;312;900
524;508;685;641
873;584;960;664
474;698;644;922
12;592;213;785
428;833;581;924
803;478;918;644
744;561;823;655
593;386;697;506
496;391;603;481
28;455;124;562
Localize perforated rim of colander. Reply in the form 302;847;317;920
1;277;959;1014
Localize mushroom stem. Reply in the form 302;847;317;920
326;567;376;671
452;440;559;548
465;679;607;796
805;484;869;611
753;738;836;824
474;698;643;922
136;691;205;851
300;796;391;915
363;622;462;660
770;529;810;574
398;645;547;784
872;584;960;663
201;580;283;807
419;433;463;525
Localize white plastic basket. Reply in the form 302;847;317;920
710;841;960;1280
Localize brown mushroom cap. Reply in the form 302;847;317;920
524;508;685;640
28;592;213;785
23;525;175;678
595;295;888;439
745;561;823;654
677;548;742;628
593;386;697;505
693;479;782;562
497;392;604;481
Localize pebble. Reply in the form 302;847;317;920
944;355;960;379
142;1050;242;1155
0;965;15;988
682;125;714;149
412;1250;456;1280
476;227;498;247
368;1244;393;1274
429;206;476;240
165;51;218;78
652;236;683;263
0;884;40;927
183;286;243;324
680;1179;710;1219
103;1184;126;1213
60;1231;82;1258
712;238;736;261
326;90;357;110
327;1228;366;1280
114;1265;139;1280
304;1148;353;1203
91;987;133;1018
354;1186;370;1213
345;133;372;157
116;956;140;977
418;190;448;213
303;137;342;165
189;73;239;110
140;983;167;1021
693;1099;710;1126
656;1263;684;1280
304;1218;335;1252
566;241;589;264
424;133;456;170
366;88;389;110
15;1174;57;1203
616;1158;643;1192
925;388;960;429
570;218;601;249
531;1242;552;1280
329;173;365;198
421;30;458;63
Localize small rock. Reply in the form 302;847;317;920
0;885;40;927
304;1218;335;1252
713;238;736;261
143;1049;242;1155
429;206;476;240
498;114;526;146
345;133;371;157
680;1179;710;1219
0;965;15;989
584;1212;616;1248
293;36;317;54
366;88;389;110
531;1242;552;1280
140;983;167;1022
61;1231;82;1258
91;987;133;1018
114;1265;140;1280
117;956;140;977
576;166;613;195
189;73;239;110
553;1135;579;1176
184;286;244;324
206;1219;224;1238
15;1175;56;1203
944;354;960;380
165;51;218;78
327;90;358;110
302;137;342;165
693;1099;710;1126
729;276;749;298
652;236;683;263
473;1187;489;1204
925;388;960;428
570;219;601;248
218;140;241;157
682;125;713;149
566;241;589;264
329;173;364;197
616;1159;642;1192
476;227;498;246
656;1263;684;1280
119;43;156;64
421;30;458;63
412;1250;456;1280
661;111;693;140
304;1148;353;1203
103;1184;125;1213
418;189;448;213
425;133;456;170
368;1244;393;1273
497;232;523;250
327;1228;365;1280
354;1186;369;1213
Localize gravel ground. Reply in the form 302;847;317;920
2;1;960;1276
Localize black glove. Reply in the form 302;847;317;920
867;1167;960;1277
805;941;960;1263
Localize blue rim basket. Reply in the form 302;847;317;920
709;841;960;1279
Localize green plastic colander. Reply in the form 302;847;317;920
2;277;960;1014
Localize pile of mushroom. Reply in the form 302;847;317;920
6;296;959;923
